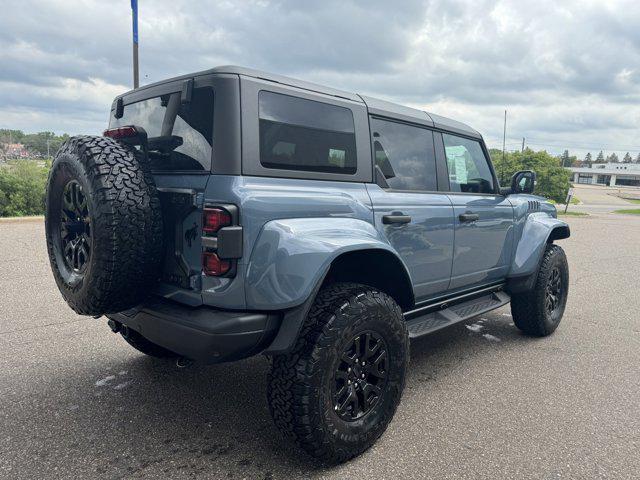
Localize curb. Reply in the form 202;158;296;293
0;216;44;224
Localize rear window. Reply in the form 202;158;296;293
258;91;357;174
110;87;213;171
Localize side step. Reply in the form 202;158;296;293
405;291;510;339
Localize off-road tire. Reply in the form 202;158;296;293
120;326;177;358
267;283;409;464
511;244;569;336
45;135;163;316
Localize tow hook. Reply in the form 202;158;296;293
107;318;121;333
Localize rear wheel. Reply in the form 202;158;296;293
511;244;569;336
267;283;409;463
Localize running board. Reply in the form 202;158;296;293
405;291;510;339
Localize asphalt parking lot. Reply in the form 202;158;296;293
1;213;639;479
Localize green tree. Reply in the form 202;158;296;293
595;151;605;163
607;152;619;163
491;148;571;203
0;129;25;144
584;152;593;168
636;153;640;164
0;160;50;216
623;152;633;163
22;132;69;157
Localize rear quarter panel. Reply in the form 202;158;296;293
201;176;379;309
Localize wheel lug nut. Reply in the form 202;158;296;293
347;367;351;372
361;374;365;379
355;359;358;363
347;380;351;385
362;362;366;366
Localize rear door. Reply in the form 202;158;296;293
366;117;454;301
437;132;514;290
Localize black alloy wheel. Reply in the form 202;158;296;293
545;266;562;315
333;331;389;421
60;180;92;273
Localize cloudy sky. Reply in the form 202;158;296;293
2;0;640;157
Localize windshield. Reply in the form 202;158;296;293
109;87;214;171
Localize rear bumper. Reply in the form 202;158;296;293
107;297;281;364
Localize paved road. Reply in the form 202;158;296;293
569;184;640;214
1;215;639;480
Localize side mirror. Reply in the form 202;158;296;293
509;170;536;194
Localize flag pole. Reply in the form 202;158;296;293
132;0;139;89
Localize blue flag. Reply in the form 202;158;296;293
131;0;138;44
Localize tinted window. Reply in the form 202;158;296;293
110;87;213;171
259;91;356;174
442;134;494;193
370;118;437;191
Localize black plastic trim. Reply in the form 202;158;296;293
505;274;537;294
181;78;194;104
406;282;506;319
217;226;243;259
262;264;329;355
108;297;281;364
115;97;124;119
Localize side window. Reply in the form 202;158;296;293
258;91;357;174
442;134;495;194
370;117;437;192
110;88;214;171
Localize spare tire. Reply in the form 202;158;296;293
45;135;163;316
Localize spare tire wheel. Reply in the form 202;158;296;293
45;135;163;316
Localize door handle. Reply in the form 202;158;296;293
459;212;480;223
382;214;412;225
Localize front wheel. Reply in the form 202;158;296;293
267;283;409;464
511;244;569;336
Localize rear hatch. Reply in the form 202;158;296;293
109;83;214;300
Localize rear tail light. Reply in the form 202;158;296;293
103;126;138;139
202;208;231;234
202;252;230;276
201;205;239;277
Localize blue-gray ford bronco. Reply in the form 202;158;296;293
45;66;570;463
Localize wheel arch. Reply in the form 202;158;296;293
321;248;414;311
263;248;413;355
253;218;415;355
547;224;570;243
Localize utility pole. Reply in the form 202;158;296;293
46;139;50;158
521;137;525;152
501;110;507;183
132;0;139;89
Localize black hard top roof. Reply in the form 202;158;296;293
118;65;481;138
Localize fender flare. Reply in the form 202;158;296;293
245;217;410;310
245;217;412;355
507;213;570;293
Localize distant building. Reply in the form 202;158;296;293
568;163;640;187
3;143;30;158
